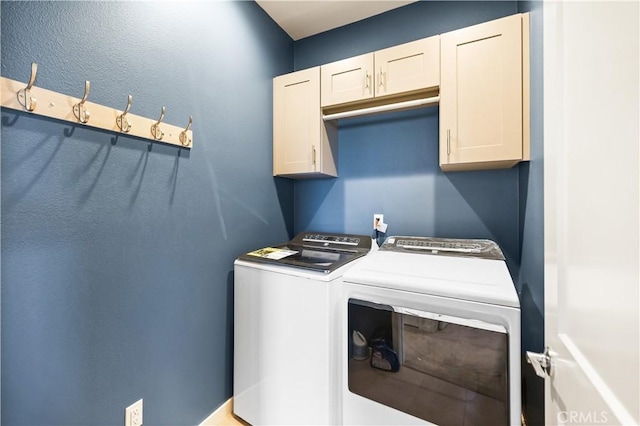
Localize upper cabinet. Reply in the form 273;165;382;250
273;67;337;178
320;53;374;107
321;36;440;108
439;14;530;171
273;13;530;178
375;37;440;99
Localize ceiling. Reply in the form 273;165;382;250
255;0;418;41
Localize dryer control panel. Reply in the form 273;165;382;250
381;236;505;260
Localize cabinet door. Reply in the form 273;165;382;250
440;14;523;170
321;54;374;107
273;68;321;175
375;36;440;98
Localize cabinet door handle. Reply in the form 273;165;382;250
364;71;372;95
312;145;317;167
447;129;451;155
378;67;385;90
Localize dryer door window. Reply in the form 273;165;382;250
348;298;509;425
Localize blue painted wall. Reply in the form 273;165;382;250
1;2;292;425
293;1;544;423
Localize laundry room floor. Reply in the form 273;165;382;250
217;411;248;426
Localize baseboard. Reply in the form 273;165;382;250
199;398;233;426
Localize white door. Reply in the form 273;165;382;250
542;1;639;425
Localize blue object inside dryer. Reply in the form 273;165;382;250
370;338;400;372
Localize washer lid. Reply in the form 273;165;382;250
236;231;372;274
342;249;519;308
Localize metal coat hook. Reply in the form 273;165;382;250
179;116;193;147
72;80;91;123
16;62;38;112
116;95;133;133
2;70;194;148
151;106;165;141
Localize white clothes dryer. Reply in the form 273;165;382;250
233;232;372;425
341;236;521;426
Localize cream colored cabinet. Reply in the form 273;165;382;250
439;13;530;171
321;54;374;107
321;36;440;108
272;13;530;178
273;67;337;178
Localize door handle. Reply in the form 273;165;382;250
526;346;554;379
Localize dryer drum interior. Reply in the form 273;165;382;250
348;298;509;426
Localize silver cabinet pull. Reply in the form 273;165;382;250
447;129;451;155
312;145;317;167
363;70;372;95
378;67;385;90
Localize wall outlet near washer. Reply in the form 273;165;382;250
373;214;384;230
125;399;143;426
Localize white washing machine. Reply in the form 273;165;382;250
341;236;521;426
233;231;372;425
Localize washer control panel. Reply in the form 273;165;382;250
302;234;360;246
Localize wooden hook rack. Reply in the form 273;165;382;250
1;64;193;148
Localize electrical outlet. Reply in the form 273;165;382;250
373;214;384;230
125;399;143;426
